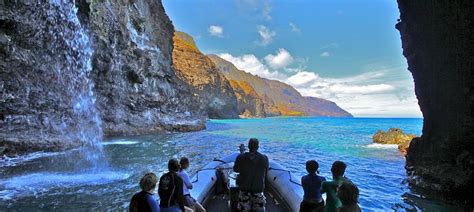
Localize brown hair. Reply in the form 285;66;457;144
139;172;158;191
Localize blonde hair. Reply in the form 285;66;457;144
139;172;158;191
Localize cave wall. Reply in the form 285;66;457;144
396;0;474;204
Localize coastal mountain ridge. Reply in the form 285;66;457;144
207;54;353;117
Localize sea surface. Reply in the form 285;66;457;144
0;117;461;211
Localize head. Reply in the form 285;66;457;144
306;160;319;174
331;161;346;178
180;157;190;170
337;182;359;206
248;138;259;152
168;159;180;172
139;172;158;192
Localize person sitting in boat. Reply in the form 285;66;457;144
129;172;159;212
336;182;361;212
321;161;350;212
300;160;326;212
159;159;186;212
233;138;269;211
178;157;206;212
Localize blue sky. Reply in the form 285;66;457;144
163;0;422;118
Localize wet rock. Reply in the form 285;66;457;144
372;128;416;154
397;0;474;206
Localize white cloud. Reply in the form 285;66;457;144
256;25;276;46
218;53;284;80
264;48;294;69
209;25;224;37
320;52;330;57
289;22;301;32
262;1;272;21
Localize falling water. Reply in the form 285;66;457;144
50;0;105;169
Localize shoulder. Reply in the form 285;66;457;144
320;176;327;181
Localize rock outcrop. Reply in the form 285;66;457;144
88;1;205;135
372;128;416;154
397;0;474;205
228;80;266;118
172;31;239;119
1;0;205;155
209;55;353;118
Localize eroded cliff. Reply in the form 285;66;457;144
397;0;474;205
172;31;239;119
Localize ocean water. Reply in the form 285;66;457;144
0;117;461;211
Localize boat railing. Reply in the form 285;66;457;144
268;167;302;186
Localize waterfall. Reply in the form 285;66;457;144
50;0;105;168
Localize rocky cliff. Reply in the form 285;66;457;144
172;31;238;119
228;80;266;118
397;0;474;205
372;128;416;155
1;0;205;155
209;55;353;118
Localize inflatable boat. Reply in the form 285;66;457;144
189;153;304;212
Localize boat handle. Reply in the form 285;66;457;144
268;167;302;186
192;167;233;183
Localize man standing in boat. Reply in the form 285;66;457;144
233;138;269;212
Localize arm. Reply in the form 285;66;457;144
182;171;193;189
233;154;243;173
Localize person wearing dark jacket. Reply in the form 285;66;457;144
159;159;186;212
129;172;159;212
233;138;269;211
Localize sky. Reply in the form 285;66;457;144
163;0;422;118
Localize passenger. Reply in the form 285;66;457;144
129;172;159;212
300;160;326;212
159;159;186;212
239;143;246;154
178;157;206;212
321;161;350;212
233;138;269;211
336;182;361;212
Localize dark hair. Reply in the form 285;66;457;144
180;157;189;168
337;182;359;205
331;161;346;177
248;138;259;151
139;172;158;191
168;159;180;172
306;160;319;174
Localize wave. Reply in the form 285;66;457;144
0;151;64;167
102;140;139;146
0;171;130;200
365;143;399;149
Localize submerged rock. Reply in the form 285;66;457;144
372;128;416;154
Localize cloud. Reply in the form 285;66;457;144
218;53;284;80
208;25;224;37
320;52;330;57
256;25;276;46
289;22;301;32
262;1;272;20
264;48;294;69
236;0;272;21
321;42;339;49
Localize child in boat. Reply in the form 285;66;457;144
178;157;206;212
129;172;159;212
321;161;351;212
159;159;186;212
336;182;361;212
300;160;326;212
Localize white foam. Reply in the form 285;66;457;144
365;143;399;149
102;141;139;146
0;171;130;200
0;151;64;167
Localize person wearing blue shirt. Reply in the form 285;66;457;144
300;160;326;212
129;172;160;212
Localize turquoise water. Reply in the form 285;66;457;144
0;117;461;211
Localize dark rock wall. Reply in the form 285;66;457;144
1;1;102;154
88;0;205;135
396;0;474;204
